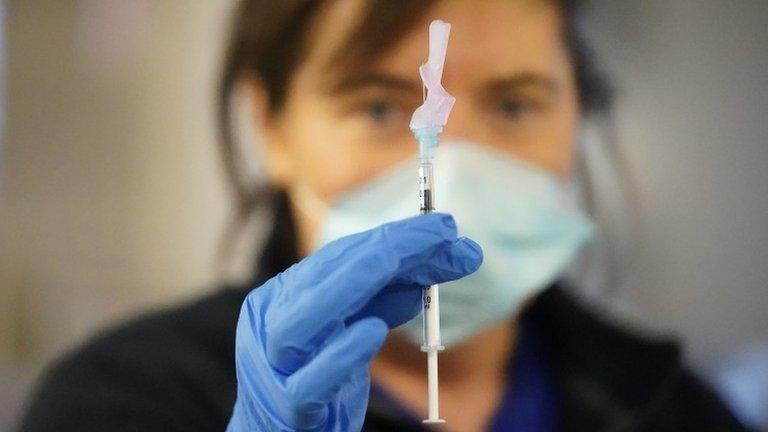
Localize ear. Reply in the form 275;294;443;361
245;78;293;187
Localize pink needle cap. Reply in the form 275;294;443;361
409;20;456;131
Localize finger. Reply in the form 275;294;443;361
288;233;482;325
285;317;388;423
346;235;483;328
291;212;460;291
265;214;481;373
392;235;483;286
343;236;483;329
345;283;422;329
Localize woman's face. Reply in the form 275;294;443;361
252;0;580;252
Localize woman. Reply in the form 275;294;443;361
20;0;746;431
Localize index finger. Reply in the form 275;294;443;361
279;212;469;312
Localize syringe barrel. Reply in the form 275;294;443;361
421;284;443;349
418;162;434;214
418;161;443;349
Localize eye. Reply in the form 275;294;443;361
363;100;399;122
497;98;535;119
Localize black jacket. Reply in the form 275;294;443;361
20;194;746;431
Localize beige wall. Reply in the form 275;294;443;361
1;1;235;427
587;0;768;369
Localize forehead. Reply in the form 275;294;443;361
394;0;565;80
303;0;567;87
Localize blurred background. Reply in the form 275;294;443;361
1;0;767;430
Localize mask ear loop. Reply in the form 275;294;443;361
564;124;613;299
566;114;643;308
597;113;644;298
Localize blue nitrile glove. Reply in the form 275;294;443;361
226;213;482;432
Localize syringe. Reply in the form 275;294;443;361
409;19;455;423
414;125;446;424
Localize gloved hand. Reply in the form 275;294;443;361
226;213;482;432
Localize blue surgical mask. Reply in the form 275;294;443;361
313;141;595;348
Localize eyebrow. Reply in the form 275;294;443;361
323;71;559;99
483;73;560;95
324;71;423;96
